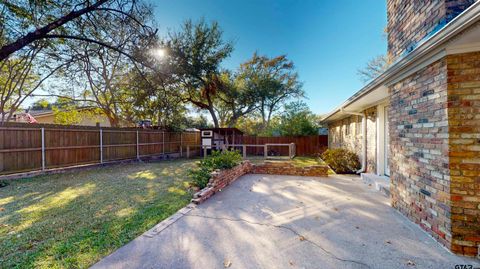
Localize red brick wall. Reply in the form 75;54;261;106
387;0;476;60
390;52;480;257
447;52;480;257
389;59;452;249
192;161;252;204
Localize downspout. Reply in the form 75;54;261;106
340;108;367;174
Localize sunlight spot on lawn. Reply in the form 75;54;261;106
160;168;175;176
167;186;186;195
14;183;96;232
116;207;136;218
129;170;157;180
20;183;96;214
0;196;14;206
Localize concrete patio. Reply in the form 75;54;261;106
92;174;480;269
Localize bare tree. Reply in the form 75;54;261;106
0;44;75;122
357;54;392;83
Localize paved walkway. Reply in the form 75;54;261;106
92;174;479;269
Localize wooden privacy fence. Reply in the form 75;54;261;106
0;123;201;175
230;143;296;159
242;135;328;156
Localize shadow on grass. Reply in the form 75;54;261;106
0;159;196;268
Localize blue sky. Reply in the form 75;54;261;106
148;0;388;115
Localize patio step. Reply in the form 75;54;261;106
361;173;391;197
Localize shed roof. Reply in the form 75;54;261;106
200;128;244;134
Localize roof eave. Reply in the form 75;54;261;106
321;1;480;123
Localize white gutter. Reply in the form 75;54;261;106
321;1;480;123
341;109;366;173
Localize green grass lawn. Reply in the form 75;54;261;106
0;159;197;269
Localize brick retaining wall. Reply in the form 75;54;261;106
251;161;329;177
192;161;253;204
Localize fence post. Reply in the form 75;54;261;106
187;145;190;158
136;130;139;160
162;131;165;156
41;128;45;170
243;145;246;158
99;129;103;164
264;144;267;158
180;133;183;157
203;146;207;159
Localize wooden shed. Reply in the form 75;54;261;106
200;128;243;153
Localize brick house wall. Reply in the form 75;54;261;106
387;0;476;60
389;59;452;248
389;51;480;257
328;115;362;154
327;106;378;174
326;0;480;257
387;0;479;257
446;52;480;256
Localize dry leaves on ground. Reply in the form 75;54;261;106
223;259;232;268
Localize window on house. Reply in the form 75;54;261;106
336;126;341;143
345;119;350;136
356;116;362;135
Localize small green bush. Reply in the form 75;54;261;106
0;180;9;188
189;150;243;189
189;166;212;189
321;148;360;174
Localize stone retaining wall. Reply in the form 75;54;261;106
192;160;329;204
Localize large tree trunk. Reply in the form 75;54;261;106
208;107;219;128
227;114;239;128
107;114;120;127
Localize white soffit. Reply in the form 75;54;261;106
445;22;480;54
326;85;389;121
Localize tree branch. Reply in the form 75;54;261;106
0;0;109;61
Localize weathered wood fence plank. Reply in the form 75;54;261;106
242;135;328;156
0;123;201;175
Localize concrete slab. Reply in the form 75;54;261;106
361;173;391;197
91;174;480;269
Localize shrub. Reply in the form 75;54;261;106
0;180;9;188
321;148;360;174
189;150;243;189
189;166;212;189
